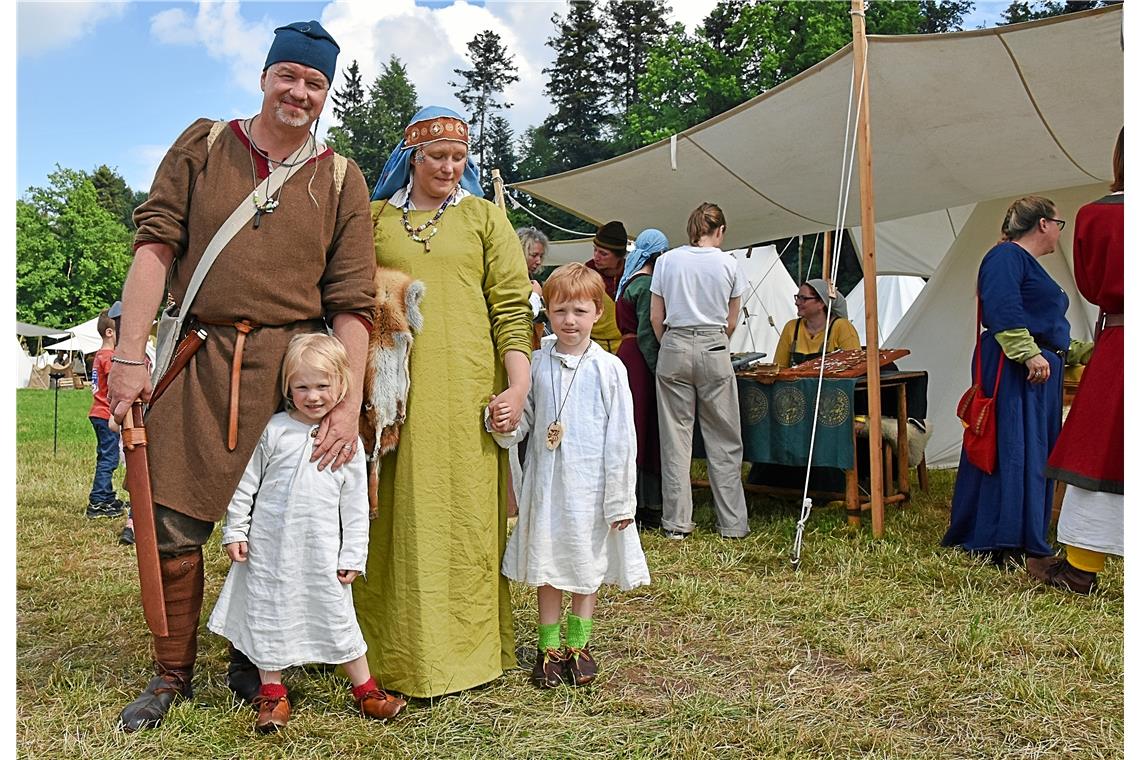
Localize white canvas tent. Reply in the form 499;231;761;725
46;315;104;355
16;339;36;388
845;275;927;346
727;246;798;358
512;7;1122;469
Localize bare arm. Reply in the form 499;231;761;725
312;312;370;471
650;293;666;342
490;349;532;430
107;243;175;423
726;296;742;340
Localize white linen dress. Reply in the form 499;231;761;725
207;412;370;671
496;337;650;595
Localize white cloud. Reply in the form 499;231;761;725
147;2;276;96
18;1;128;56
123;144;171;195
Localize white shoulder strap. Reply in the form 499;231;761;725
206;120;227;153
333;153;348;196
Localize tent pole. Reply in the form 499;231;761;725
822;230;833;282
491;168;507;213
852;0;885;538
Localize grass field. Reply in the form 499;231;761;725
15;388;1122;759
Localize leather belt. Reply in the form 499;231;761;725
196;318;262;451
1103;313;1123;328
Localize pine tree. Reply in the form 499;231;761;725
542;0;612;171
601;0;670;121
331;59;365;122
89;164;137;229
482;115;518;193
450;30;520;171
328;57;419;188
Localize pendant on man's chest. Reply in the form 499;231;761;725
545;421;565;450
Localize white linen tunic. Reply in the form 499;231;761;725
497;338;650;594
207;412;370;671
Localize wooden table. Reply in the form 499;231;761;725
694;370;928;531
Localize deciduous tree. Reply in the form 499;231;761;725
17;168;133;328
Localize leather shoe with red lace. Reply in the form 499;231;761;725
566;646;598;686
357;688;406;720
532;647;569;688
253;690;291;733
118;666;193;732
1027;556;1098;595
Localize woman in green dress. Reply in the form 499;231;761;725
354;106;533;698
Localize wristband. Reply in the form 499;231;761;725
111;355;146;366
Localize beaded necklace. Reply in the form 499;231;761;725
401;190;455;253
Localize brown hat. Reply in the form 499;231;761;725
592;220;628;255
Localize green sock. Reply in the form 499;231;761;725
538;622;561;652
566;614;593;650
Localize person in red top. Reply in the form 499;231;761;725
86;308;126;519
1031;128;1125;595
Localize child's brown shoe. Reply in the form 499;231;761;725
357;688;406;721
532;647;569;688
253;693;290;733
566;646;597;686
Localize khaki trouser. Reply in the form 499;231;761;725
655;327;749;537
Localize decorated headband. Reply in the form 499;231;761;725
404;116;469;148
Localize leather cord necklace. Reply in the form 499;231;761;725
545;347;584;450
244;118;316;229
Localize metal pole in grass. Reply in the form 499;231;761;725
49;371;63;455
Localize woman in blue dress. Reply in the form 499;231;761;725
943;196;1071;567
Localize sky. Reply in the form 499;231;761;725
13;0;1011;197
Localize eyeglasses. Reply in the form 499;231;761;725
1045;217;1067;231
794;294;821;303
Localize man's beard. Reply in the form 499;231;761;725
274;101;312;128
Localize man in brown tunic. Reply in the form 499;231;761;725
108;20;376;731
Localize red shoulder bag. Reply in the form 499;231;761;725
956;300;1005;474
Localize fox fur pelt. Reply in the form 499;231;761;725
359;267;424;518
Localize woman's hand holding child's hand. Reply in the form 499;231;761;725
611;519;633;531
487;393;520;433
490;386;526;430
337;569;360;585
226;542;248;562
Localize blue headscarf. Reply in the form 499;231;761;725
370;106;484;201
616;229;670;300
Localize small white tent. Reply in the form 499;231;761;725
46;316;104;355
727;246;798;359
16;339;35;388
845;275;927;346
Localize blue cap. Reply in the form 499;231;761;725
108;301;123;319
263;20;339;85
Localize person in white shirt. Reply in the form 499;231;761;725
650;203;750;539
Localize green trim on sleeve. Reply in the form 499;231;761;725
993;328;1041;363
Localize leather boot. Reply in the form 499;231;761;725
227;644;262;704
1027;556;1098;595
118;665;193;733
118;550;203;732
